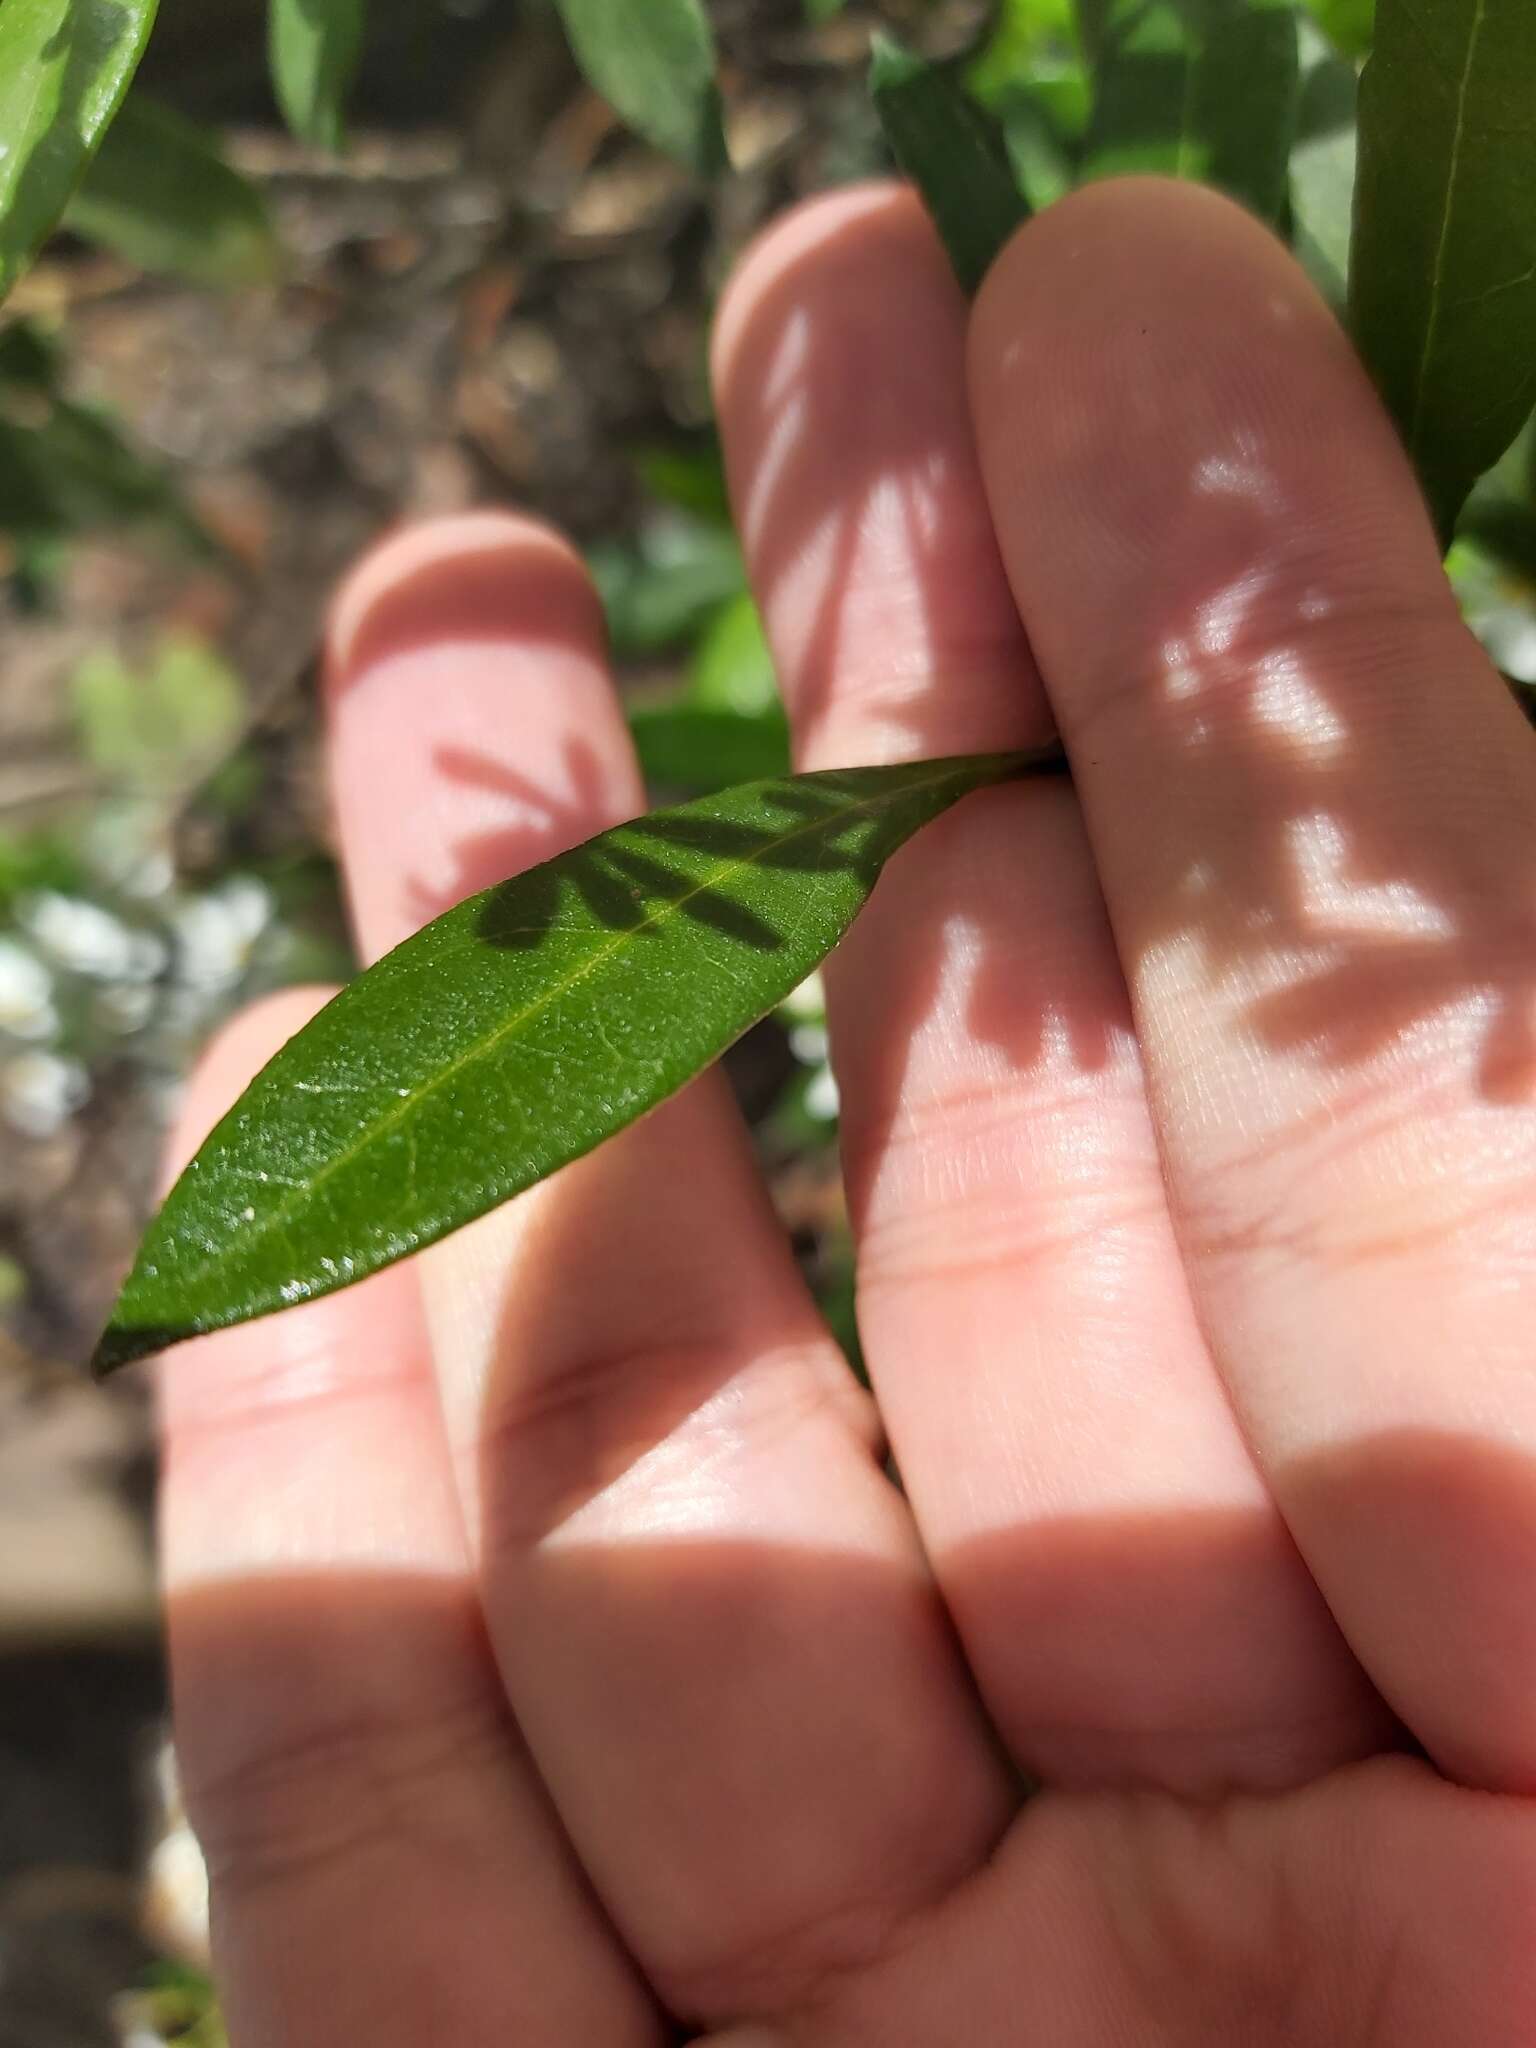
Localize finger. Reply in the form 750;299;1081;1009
160;990;661;2048
326;515;1011;2028
971;176;1536;1791
713;182;1384;1795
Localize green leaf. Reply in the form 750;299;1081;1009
687;592;778;713
1079;0;1301;224
1459;414;1536;581
631;703;792;790
64;96;279;288
1302;0;1371;58
0;385;203;549
633;435;733;524
871;34;1031;297
554;0;727;176
1349;0;1536;548
969;0;1081;99
589;519;747;658
72;634;246;793
93;749;1063;1373
1288;27;1357;302
0;316;61;391
267;0;364;152
0;0;160;301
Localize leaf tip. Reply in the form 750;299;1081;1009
91;1298;197;1379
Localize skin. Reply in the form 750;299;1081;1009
157;180;1536;2045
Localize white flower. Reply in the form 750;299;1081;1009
22;891;138;980
779;970;827;1023
0;939;57;1041
788;1021;829;1069
1;1050;89;1137
804;1063;840;1122
171;877;272;992
94;983;158;1034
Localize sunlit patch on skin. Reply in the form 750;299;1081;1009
905;446;953;550
1287;811;1457;941
538;1359;879;1551
1192;434;1275;504
742;309;812;552
1252;650;1348;758
1162;637;1202;699
763;505;843;686
1195;569;1269;657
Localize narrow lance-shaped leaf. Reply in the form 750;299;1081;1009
0;0;160;301
1350;0;1536;548
1077;0;1301;226
554;0;727;177
94;750;1063;1374
871;34;1031;298
65;96;280;289
268;0;365;152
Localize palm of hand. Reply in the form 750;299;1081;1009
160;179;1536;2047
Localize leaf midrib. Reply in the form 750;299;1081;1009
161;758;991;1301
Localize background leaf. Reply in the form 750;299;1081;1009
630;703;792;791
589;515;747;657
267;0;365;152
72;635;246;794
554;0;727;176
1078;0;1301;224
1349;0;1536;547
1302;0;1372;57
94;751;1061;1372
870;33;1031;296
64;96;280;288
628;596;789;792
0;368;204;552
0;0;160;301
1288;24;1357;302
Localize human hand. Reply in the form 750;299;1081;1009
158;180;1536;2045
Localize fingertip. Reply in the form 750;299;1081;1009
712;179;949;409
966;173;1450;719
324;511;605;691
969;174;1328;431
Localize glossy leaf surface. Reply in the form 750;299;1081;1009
554;0;726;176
1078;0;1301;224
95;751;1062;1372
267;0;364;151
871;34;1030;296
0;0;159;300
1350;0;1536;546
